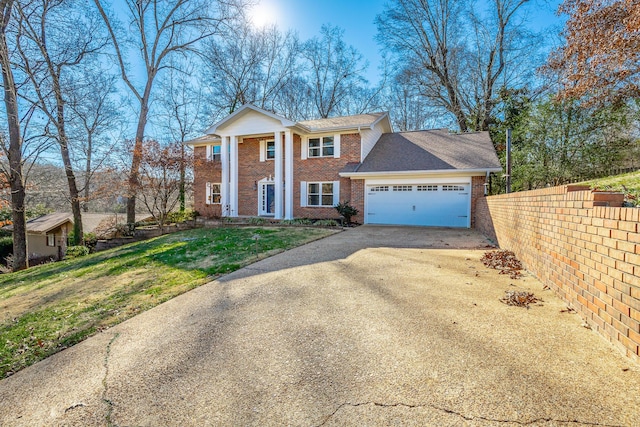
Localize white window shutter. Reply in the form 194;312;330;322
206;182;211;205
333;134;341;158
301;137;308;160
300;181;307;207
333;180;340;206
259;140;266;162
206;145;212;160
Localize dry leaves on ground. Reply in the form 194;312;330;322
500;291;542;308
481;250;523;279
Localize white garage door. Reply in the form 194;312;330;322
366;183;470;227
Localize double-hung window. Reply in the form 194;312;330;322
46;233;55;247
308;182;334;207
308;136;334;157
206;145;221;161
301;180;339;207
266;141;275;160
206;182;221;204
260;140;276;162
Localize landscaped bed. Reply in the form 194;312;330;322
584;170;640;206
0;227;335;378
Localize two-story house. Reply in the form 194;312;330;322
188;104;501;227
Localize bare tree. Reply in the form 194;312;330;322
137;140;191;232
385;71;452;131
13;0;108;244
204;22;262;115
203;22;300;118
376;0;534;131
156;64;204;211
0;0;27;269
302;24;369;118
93;0;244;225
67;65;123;212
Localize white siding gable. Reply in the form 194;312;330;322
360;121;385;161
217;110;286;136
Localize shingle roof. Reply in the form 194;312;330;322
24;212;73;234
356;130;502;173
298;112;387;132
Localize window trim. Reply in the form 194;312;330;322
265;140;275;160
308;136;334;158
307;181;334;207
301;180;340;207
206;182;221;205
206;144;221;162
46;233;55;247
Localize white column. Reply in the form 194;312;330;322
220;136;230;216
230;135;239;217
284;130;294;220
274;130;283;219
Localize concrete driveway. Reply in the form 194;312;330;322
1;226;639;426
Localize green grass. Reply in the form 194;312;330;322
583;171;640;206
0;226;335;378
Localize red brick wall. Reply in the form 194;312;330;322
470;175;486;228
193;146;222;218
293;133;361;219
476;185;640;361
193;133;363;220
350;179;365;224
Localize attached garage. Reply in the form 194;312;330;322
339;129;502;228
366;181;470;227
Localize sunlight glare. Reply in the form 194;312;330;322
248;1;280;28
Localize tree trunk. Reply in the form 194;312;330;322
83;132;92;212
0;0;27;270
179;143;185;212
58;130;84;245
126;87;151;225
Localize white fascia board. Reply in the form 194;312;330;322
184;135;221;147
294;124;366;135
371;112;393;133
294;119;386;135
339;168;503;179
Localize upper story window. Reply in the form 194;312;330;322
266;140;275;160
308;136;334;158
206;145;221;161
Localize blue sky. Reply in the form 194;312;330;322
249;0;565;84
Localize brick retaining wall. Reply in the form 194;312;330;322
475;185;640;361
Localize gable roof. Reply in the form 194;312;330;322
24;212;73;234
352;129;502;174
205;104;295;135
190;105;393;143
297;112;391;133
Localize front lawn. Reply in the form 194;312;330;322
0;227;335;378
584;170;640;206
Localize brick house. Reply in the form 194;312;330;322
188;104;501;227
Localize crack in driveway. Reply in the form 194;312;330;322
102;333;120;427
315;401;624;427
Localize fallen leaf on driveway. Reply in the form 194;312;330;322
500;290;541;308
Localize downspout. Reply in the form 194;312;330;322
485;171;490;196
